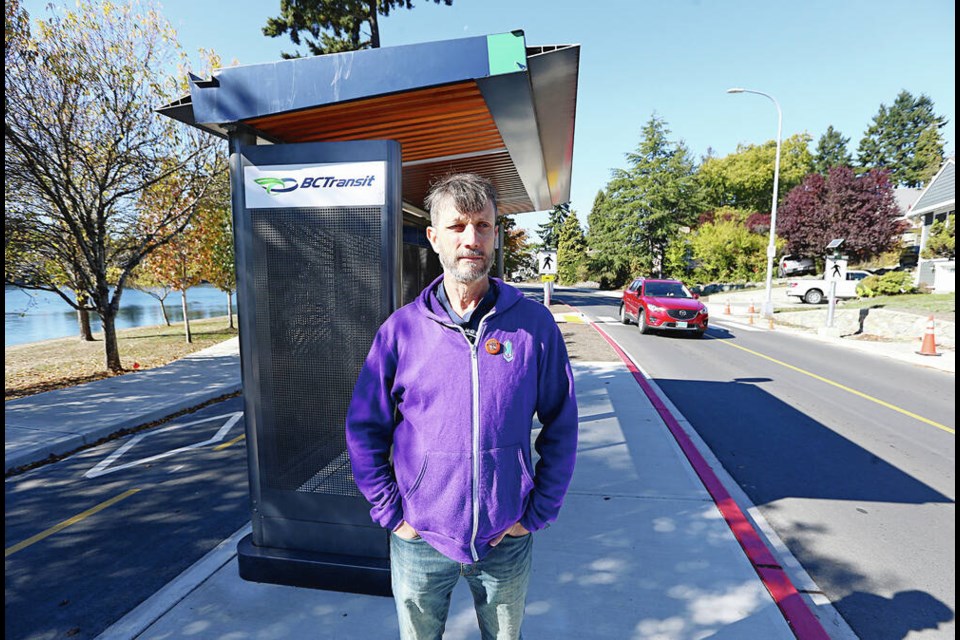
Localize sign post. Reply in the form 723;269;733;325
824;239;846;329
537;251;557;306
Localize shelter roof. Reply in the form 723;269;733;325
159;31;579;216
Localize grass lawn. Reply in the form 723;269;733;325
5;316;238;401
840;293;955;317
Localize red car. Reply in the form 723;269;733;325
619;277;708;338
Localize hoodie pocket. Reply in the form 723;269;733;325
478;445;535;535
403;451;472;541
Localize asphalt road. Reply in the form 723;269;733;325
4;396;250;640
556;288;956;640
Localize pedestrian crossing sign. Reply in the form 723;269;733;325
537;251;557;275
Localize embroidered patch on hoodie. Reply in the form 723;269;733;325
502;340;514;362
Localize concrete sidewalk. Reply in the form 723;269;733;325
4;338;241;474
97;362;805;640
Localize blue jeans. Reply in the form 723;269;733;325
390;532;533;640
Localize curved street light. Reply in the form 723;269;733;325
727;87;782;318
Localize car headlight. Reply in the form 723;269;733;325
646;304;665;312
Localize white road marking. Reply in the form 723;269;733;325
711;320;762;332
596;315;618;323
84;412;243;479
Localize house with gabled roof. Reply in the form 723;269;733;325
906;157;955;291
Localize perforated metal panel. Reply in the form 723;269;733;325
402;222;442;305
250;207;383;496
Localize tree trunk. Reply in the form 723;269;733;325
368;1;380;48
181;288;192;343
76;290;94;341
227;290;235;329
101;311;123;372
159;298;171;326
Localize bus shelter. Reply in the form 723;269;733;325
159;30;579;595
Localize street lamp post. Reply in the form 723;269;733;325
727;87;782;318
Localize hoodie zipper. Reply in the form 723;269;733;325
451;315;489;563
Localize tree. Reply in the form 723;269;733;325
777;167;904;262
556;211;587;285
137;174;208;343
5;0;223;370
812;125;853;175
586;189;632;288
595;115;702;279
194;170;237;328
537;202;569;251
499;215;532;280
686;208;773;282
857;90;947;187
922;213;954;259
264;0;454;58
698;134;814;213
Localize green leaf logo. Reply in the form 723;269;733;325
254;177;297;194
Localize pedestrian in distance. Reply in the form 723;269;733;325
346;173;578;639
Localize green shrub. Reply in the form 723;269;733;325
858;271;918;297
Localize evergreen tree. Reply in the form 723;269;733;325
813;125;853;174
857;90;947;187
264;0;454;58
537;202;569;251
556;211;587;285
597;115;702;279
586;189;631;288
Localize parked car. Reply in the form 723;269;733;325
777;254;816;278
619;277;709;337
785;270;871;304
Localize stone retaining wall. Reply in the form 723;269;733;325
774;308;955;348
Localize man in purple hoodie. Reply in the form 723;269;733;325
346;173;578;639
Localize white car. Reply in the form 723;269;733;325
786;270;871;304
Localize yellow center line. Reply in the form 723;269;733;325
714;338;954;435
5;488;141;558
214;433;246;451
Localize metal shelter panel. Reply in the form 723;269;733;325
234;140;401;595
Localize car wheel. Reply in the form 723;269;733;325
619;304;630;324
638;310;651;334
694;328;705;339
803;288;824;304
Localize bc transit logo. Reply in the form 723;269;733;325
254;177;299;194
254;175;377;195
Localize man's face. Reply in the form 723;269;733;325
426;198;497;284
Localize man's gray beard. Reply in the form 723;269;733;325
440;251;494;283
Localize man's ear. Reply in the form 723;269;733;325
426;225;439;252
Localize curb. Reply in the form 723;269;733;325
4;382;242;475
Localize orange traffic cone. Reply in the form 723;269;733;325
917;315;941;356
724;302;731;315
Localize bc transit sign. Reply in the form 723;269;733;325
244;161;386;208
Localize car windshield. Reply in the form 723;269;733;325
644;282;690;298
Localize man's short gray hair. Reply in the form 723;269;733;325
424;173;498;226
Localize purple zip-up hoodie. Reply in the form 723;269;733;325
345;276;578;564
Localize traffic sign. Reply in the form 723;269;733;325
541;274;556;282
826;258;847;282
537;251;557;275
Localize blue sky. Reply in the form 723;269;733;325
24;0;956;238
